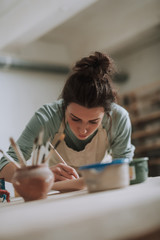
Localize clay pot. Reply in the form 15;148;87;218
12;164;54;201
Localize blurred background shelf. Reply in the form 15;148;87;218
135;142;160;154
120;81;160;177
132;127;160;140
131;111;160;125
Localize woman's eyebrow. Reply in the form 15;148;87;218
70;113;81;120
70;113;100;121
89;118;100;122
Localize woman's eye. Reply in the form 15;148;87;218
71;117;80;122
89;121;98;124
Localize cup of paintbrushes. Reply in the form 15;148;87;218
12;163;54;201
10;135;54;202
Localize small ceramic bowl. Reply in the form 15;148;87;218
12;164;54;201
79;159;130;193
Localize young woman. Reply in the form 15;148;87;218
0;52;135;182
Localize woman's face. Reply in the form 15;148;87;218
66;103;104;140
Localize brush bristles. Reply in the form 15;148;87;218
59;133;65;141
54;134;65;149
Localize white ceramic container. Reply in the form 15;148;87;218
79;159;130;193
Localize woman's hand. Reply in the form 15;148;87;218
50;163;79;182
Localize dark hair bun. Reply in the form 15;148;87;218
73;51;114;76
62;51;117;112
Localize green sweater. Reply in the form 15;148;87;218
0;99;135;170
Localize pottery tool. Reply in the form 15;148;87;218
35;130;44;165
9;137;26;167
44;134;66;164
0;149;20;168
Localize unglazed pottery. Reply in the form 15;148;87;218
12;164;54;201
79;159;130;193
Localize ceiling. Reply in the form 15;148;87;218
0;0;159;65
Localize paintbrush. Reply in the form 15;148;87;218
48;142;66;164
9;138;26;167
35;130;44;165
44;134;66;164
0;149;21;168
40;138;50;164
54;133;65;149
41;153;46;164
31;137;38;165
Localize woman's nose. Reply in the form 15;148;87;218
79;128;87;134
79;124;88;134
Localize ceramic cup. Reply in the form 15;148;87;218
12;164;54;201
129;157;149;185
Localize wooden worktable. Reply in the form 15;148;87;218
0;177;160;240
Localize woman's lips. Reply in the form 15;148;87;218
78;134;88;139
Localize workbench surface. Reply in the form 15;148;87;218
0;177;160;240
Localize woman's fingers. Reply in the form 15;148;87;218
60;163;79;179
54;173;75;182
54;166;75;179
50;163;79;182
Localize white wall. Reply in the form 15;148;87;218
115;41;160;94
0;70;66;150
0;69;66;196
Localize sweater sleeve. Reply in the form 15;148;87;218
109;104;135;160
0;114;43;171
0;100;63;171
